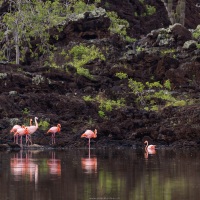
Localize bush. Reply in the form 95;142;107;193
68;44;105;79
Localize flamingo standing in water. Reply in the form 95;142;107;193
46;124;61;144
10;125;21;143
81;129;97;149
14;126;29;147
144;140;156;151
26;117;38;145
144;140;156;159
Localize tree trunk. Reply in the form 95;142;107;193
15;32;20;65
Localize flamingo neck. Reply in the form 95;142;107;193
34;117;38;128
145;141;149;149
57;127;61;132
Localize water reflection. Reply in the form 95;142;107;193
47;151;61;176
144;148;156;159
1;149;200;200
10;150;61;183
81;149;97;174
10;151;38;183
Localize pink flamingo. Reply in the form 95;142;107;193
26;117;38;145
81;129;97;149
144;140;156;151
14;126;28;147
10;125;21;143
46;124;61;144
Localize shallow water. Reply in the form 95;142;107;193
0;148;200;200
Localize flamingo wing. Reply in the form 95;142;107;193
47;127;58;134
10;125;21;133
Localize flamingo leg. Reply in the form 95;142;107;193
89;138;90;150
20;136;22;147
51;134;54;144
16;135;18;144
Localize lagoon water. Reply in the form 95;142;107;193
0;148;200;200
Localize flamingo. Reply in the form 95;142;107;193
10;125;21;143
81;129;97;149
26;117;39;145
14;126;28;147
46;124;61;144
11;119;33;144
144;140;156;150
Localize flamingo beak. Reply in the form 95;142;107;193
81;133;86;138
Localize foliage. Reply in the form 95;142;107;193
106;11;136;42
193;25;200;39
136;46;145;52
83;95;95;102
160;48;176;56
72;0;96;14
83;95;125;118
98;110;106;118
196;43;200;49
107;11;129;37
1;0;67;64
145;5;156;15
68;44;105;79
128;79;186;111
115;72;128;80
22;108;30;115
38;120;50;131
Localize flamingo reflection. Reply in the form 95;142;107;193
144;148;156;159
81;148;97;174
10;151;38;183
47;151;61;176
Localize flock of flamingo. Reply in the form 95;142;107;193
10;116;62;146
10;116;98;147
10;116;156;155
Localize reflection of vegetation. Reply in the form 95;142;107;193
130;172;187;200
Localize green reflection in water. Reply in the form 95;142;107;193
130;171;187;200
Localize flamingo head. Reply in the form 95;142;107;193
81;133;86;138
25;127;29;135
94;129;97;138
144;140;148;145
57;124;61;128
22;125;26;128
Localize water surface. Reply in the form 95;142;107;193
0;148;200;200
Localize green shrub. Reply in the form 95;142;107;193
146;5;156;15
115;72;128;79
98;110;106;118
107;11;129;38
68;44;105;79
128;78;187;111
193;25;200;39
38;120;50;131
83;95;94;102
72;1;96;14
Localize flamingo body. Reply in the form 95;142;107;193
26;117;38;145
10;125;22;143
81;129;97;139
14;126;28;146
144;140;156;150
81;129;97;149
10;125;21;133
47;124;61;144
